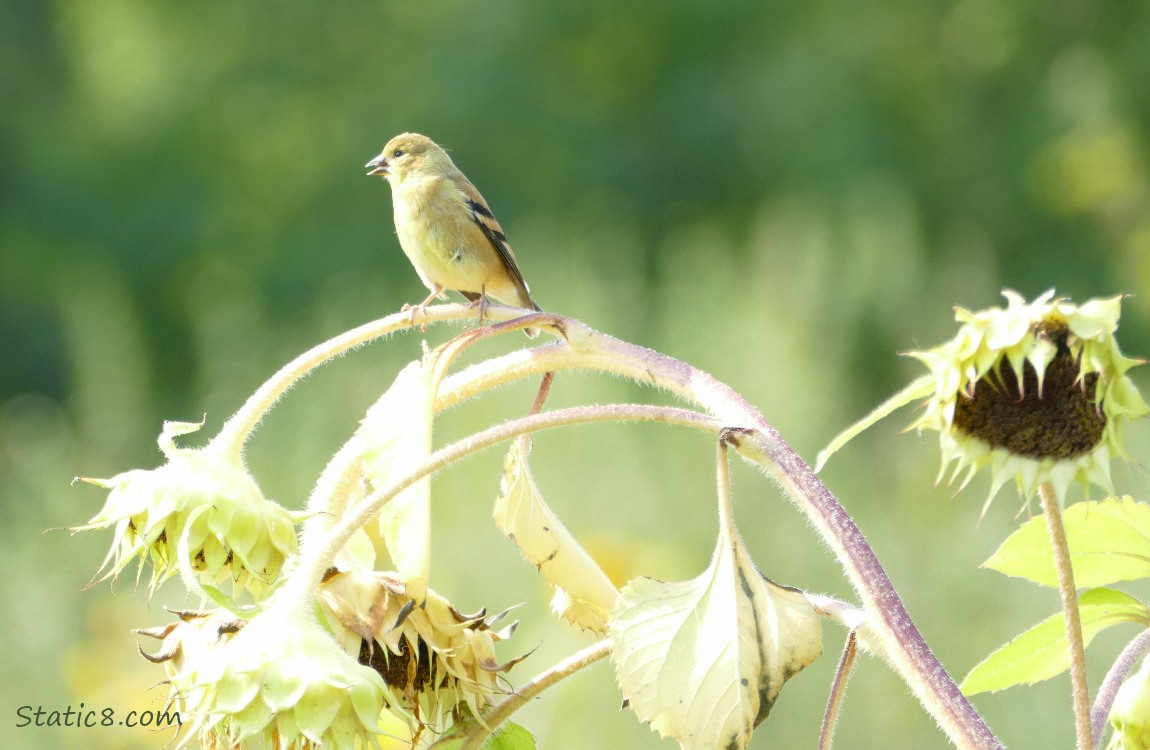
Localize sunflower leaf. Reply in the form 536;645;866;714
962;588;1150;695
984;497;1150;589
609;472;821;749
359;359;435;601
494;439;618;633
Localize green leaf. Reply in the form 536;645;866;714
961;588;1150;695
985;496;1150;588
430;722;537;750
494;439;618;633
482;723;537;750
609;485;821;749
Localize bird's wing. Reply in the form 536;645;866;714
456;177;537;309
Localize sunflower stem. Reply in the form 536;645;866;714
296;404;724;599
819;630;859;750
264;311;1000;749
428;317;1002;749
460;638;613;750
1090;627;1150;747
209;303;530;458
1039;480;1092;750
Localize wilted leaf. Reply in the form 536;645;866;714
358;359;435;601
985;497;1150;589
609;485;821;749
494;439;618;633
962;588;1150;695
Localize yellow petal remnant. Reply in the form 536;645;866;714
75;420;298;597
819;290;1147;512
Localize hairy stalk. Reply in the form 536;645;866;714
806;594;871;636
1039;481;1092;750
820;631;859;750
209;304;536;458
460;639;613;750
256;309;996;748
308;439;367;517
529;371;555;415
1092;628;1150;748
431;318;1001;749
291;404;723;599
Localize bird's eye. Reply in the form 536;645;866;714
392;149;404;158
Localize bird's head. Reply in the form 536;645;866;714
365;132;447;183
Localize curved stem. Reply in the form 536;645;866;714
430;321;999;749
264;312;997;748
293;404;723;599
209;304;543;458
460;639;613;750
806;593;871;636
1092;627;1150;748
429;321;1001;749
1039;481;1092;750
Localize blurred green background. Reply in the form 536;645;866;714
4;0;1150;748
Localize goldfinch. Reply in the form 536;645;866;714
365;133;541;335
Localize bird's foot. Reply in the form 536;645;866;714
400;303;429;332
466;292;490;325
401;289;443;332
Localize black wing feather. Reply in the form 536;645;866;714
466;198;539;310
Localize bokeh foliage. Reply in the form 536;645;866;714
3;0;1150;748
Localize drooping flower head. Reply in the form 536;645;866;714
818;290;1148;513
75;420;298;596
319;561;527;742
162;607;393;750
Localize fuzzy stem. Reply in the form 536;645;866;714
432;321;1001;750
209;304;538;458
1039;480;1092;750
1092;628;1150;748
716;430;736;536
460;639;613;750
529;371;555;415
292;404;723;599
275;311;998;749
820;631;859;750
806;594;871;636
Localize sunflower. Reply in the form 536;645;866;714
818;290;1147;514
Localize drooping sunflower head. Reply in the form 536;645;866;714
319;567;527;740
74;420;298;597
819;290;1148;513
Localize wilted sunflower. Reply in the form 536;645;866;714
74;420;298;596
818;290;1148;514
159;606;393;750
319;566;527;742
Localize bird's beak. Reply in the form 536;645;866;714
365;154;389;176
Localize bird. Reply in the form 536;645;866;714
365;133;541;336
